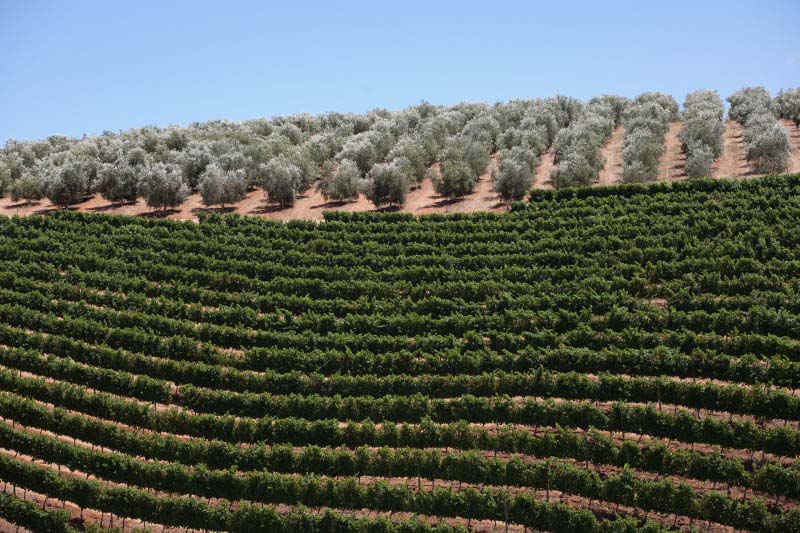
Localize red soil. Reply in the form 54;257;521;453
713;121;751;178
531;149;555;190
781;118;800;173
597;125;625;186
657;122;686;182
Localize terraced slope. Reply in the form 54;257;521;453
1;175;800;532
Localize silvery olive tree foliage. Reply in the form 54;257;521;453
139;162;189;210
260;155;305;208
198;164;247;207
621;92;679;183
551;99;617;188
94;160;141;204
727;87;775;123
728;87;790;174
434;136;490;200
336;133;381;176
589;95;631;126
551;151;596;189
388;135;432;184
679;90;724;178
683;142;715;179
176;142;212;189
316;158;361;202
495;146;538;201
745;121;790;174
363;161;409;208
10;171;45;204
461;114;502;152
776;88;800;126
1;89;791;212
43;154;96;208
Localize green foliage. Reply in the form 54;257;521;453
680;90;724;178
495;147;537;201
364;161;409;207
776;87;800;125
198;164;247;207
620;92;678;184
260;154;305;208
729;87;790;174
139;162;190;210
317;158;361;202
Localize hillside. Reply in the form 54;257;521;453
1;175;800;531
2;88;799;222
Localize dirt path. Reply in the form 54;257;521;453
400;157;505;215
15;355;795;433
780;118;800;173
597;125;625;186
0;124;789;223
9;414;793;513
657;121;686;181
1;442;737;533
713;121;750;178
0;518;31;533
531;149;555;190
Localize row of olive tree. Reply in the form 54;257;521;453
2;89;793;210
776;88;800;126
679;90;724;178
315;98;581;207
620;92;679;184
550;96;624;188
491;98;580;200
728;87;790;174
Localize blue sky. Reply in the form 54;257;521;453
1;0;797;142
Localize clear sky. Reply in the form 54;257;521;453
1;0;798;142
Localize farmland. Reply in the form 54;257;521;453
0;174;799;531
2;89;800;223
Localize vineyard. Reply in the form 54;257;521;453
0;173;797;532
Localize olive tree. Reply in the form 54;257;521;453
363;161;409;208
439;136;489;178
198;164;247;207
680;90;725;177
94;160;141;204
176;142;212;190
260;155;304;208
435;159;476;200
588;95;631;126
632;92;680;121
498;126;547;155
10;171;44;204
433;136;489;200
728;87;775;123
550;106;614;187
746;121;790;174
621;127;662;183
684;141;715;178
139;162;189;211
551;152;595;189
388;135;429;184
0;158;15;197
495;147;538;201
317;158;361;202
728;87;790;174
337;134;380;175
776;88;800;125
521;102;560;146
44;156;94;208
619;94;678;183
461;114;501;151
